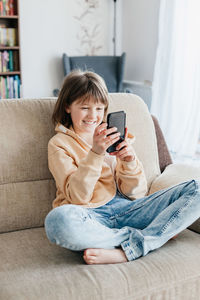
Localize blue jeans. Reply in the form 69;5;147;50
45;180;200;261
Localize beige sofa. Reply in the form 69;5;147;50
1;93;200;300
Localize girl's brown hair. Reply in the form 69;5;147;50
52;70;109;127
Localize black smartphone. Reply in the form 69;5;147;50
106;111;126;153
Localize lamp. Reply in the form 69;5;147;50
113;0;117;56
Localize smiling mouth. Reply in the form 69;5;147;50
83;121;96;125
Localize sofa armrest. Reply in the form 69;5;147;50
151;115;172;173
149;163;200;234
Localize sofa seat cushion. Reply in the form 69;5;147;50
0;228;200;300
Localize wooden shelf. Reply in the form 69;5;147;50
0;71;20;76
0;15;18;19
0;46;19;50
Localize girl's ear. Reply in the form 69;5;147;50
65;107;70;113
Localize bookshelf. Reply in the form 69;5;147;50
0;0;21;98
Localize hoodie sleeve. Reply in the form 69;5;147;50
48;140;105;205
115;148;148;200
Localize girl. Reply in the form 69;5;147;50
45;70;200;264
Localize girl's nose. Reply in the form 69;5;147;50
88;109;96;118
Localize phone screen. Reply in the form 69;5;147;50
106;111;126;153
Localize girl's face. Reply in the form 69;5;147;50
66;97;106;138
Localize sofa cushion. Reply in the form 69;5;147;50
0;98;57;233
0;227;200;300
0;95;160;233
149;163;200;194
0;99;56;184
0;179;55;233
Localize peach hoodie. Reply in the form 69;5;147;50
48;123;148;209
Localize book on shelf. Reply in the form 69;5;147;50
2;50;9;71
13;49;18;70
0;49;16;72
0;1;3;15
0;74;20;99
9;0;14;15
0;27;16;46
8;49;13;70
0;0;15;16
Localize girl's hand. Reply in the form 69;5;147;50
109;128;135;162
92;123;121;156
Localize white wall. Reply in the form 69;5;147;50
19;0;159;97
121;0;160;83
19;0;113;98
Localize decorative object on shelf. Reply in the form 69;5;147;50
74;0;102;55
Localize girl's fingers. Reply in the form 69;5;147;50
93;132;120;153
105;127;118;136
95;125;118;138
117;144;133;157
105;132;120;143
106;135;120;148
117;147;129;157
117;151;131;160
95;123;107;135
117;148;135;161
116;140;127;150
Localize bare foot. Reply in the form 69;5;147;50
83;248;128;265
170;234;179;240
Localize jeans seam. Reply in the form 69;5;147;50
116;180;196;219
114;192;167;218
160;180;198;234
160;197;193;234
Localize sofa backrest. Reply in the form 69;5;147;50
0;98;56;233
108;93;161;184
0;94;160;233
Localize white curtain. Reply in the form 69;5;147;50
151;0;200;156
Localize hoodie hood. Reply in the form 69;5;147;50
55;123;92;150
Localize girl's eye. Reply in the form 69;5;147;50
97;107;104;111
81;107;89;110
